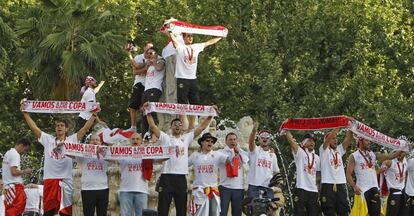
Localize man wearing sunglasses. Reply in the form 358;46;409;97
247;122;280;200
145;103;218;216
168;32;222;131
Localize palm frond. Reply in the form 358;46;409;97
39;32;68;51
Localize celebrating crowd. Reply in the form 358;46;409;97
1;23;414;216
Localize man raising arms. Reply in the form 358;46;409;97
319;128;353;216
21;103;99;216
145;103;217;216
169;32;222;130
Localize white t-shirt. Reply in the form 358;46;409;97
0;195;4;216
352;150;378;192
78;158;108;190
133;54;146;85
404;158;414;196
39;132;76;179
24;185;43;213
384;159;406;191
144;56;165;91
159;131;195;175
218;146;249;189
189;151;228;188
248;146;280;188
294;147;320;192
175;43;205;79
119;159;148;193
319;145;347;184
2;148;23;185
79;87;96;120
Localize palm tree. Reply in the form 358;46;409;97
0;16;17;78
15;0;132;100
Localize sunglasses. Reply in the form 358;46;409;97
204;139;214;143
173;122;183;127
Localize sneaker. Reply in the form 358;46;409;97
126;127;137;133
143;132;151;141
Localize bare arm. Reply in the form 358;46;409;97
341;130;353;150
193;105;218;137
77;114;97;141
376;151;402;162
169;32;178;48
153;60;165;71
204;37;222;48
285;131;299;154
11;167;31;177
248;121;258;152
346;154;362;195
194;116;213;138
21;101;42;139
323;128;340;150
94;81;105;94
146;113;160;139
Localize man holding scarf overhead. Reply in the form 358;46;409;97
21;102;99;216
168;31;222;130
319;128;353;216
284;130;320;216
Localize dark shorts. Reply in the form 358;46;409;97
129;82;145;109
177;78;199;104
141;88;162;104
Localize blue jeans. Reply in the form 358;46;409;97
247;185;274;199
218;185;244;216
119;191;148;216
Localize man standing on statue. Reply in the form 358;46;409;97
168;31;222;130
127;41;154;132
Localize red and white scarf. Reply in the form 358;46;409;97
63;143;175;160
160;19;228;37
280;116;409;151
4;184;16;205
21;99;99;113
144;102;218;117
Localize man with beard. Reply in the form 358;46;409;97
380;152;407;216
284;131;320;216
217;132;249;216
247;122;280;199
145;103;218;216
346;136;402;216
319;128;353;216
